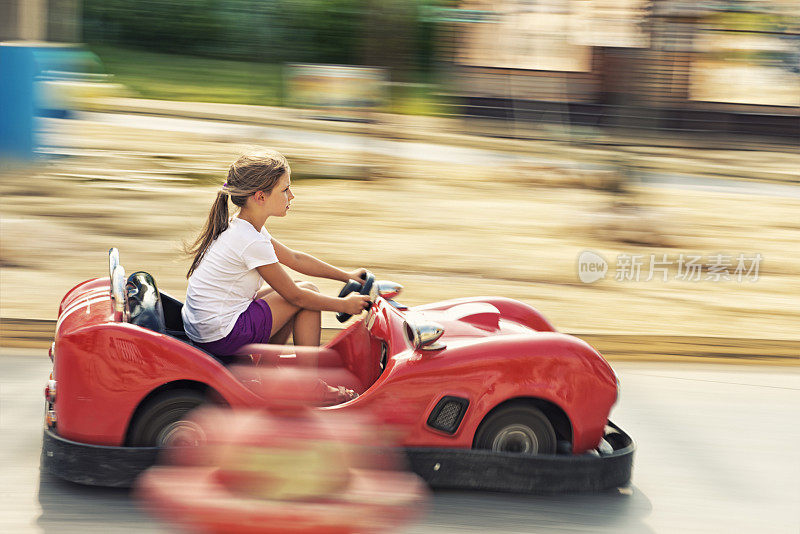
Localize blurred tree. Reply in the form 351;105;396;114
363;0;416;80
83;0;225;55
271;0;366;64
81;0;443;73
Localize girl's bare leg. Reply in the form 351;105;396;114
291;307;321;346
255;286;275;300
269;317;294;344
259;281;321;346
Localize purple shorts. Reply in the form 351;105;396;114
196;299;273;358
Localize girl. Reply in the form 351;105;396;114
182;150;370;359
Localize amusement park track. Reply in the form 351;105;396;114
1;350;798;533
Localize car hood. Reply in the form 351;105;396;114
410;302;532;342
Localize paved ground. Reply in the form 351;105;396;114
2;350;797;533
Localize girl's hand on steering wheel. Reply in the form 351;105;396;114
341;294;370;315
345;268;368;284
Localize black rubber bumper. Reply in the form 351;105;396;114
42;422;634;492
41;427;159;487
405;422;635;493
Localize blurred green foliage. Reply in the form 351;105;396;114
90;44;445;113
89;44;286;105
82;0;442;76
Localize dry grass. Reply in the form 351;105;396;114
1;118;799;341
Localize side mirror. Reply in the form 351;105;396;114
403;318;445;351
377;281;403;300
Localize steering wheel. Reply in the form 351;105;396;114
336;271;375;323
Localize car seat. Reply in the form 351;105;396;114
126;271;167;334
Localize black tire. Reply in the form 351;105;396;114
474;405;557;455
127;389;206;447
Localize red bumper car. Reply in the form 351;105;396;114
41;248;634;493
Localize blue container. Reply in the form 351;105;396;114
0;42;38;160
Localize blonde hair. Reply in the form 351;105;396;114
186;150;289;278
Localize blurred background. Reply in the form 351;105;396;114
1;4;799;533
1;0;799;342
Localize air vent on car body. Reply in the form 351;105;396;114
427;396;469;434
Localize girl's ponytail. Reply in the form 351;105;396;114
185;189;230;278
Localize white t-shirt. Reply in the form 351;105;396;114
182;217;279;342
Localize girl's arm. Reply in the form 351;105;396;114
256;262;368;314
271;238;364;283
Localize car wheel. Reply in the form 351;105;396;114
128;389;206;447
474;406;557;455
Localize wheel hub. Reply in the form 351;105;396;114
492;424;539;454
156;420;205;448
